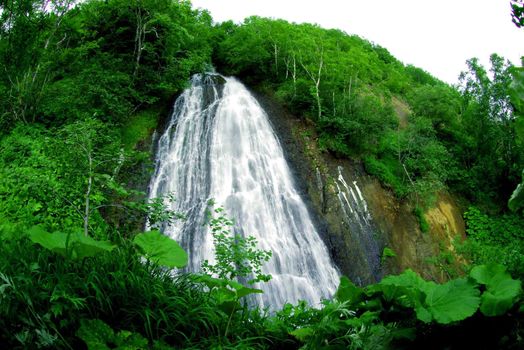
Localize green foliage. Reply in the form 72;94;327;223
279;265;522;348
361;266;520;325
133;230;188;268
511;0;524;28
318;93;397;156
413;207;430;233
454;55;523;206
1;2;524;348
408;84;461;134
381;247;397;265
121;109;159;151
194;274;263;317
508;171;524;213
77;319;148;350
0;0;213;127
29;226;116;260
420;278;480;324
0;233;237;348
335;276;363;305
345;265;519;325
461;207;524;279
508;65;524;212
201;204;272;285
0;120;133;237
364;156;408;197
470;264;522;316
140;193;185;230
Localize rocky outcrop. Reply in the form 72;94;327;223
253;88;466;284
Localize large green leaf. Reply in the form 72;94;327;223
335;276;363;305
414;304;433;324
422;278;480;324
509;68;524;118
374;269;433;309
226;279;264;298
194;274;228;289
379;269;435;294
28;226;115;259
133;230;187;268
470;264;522;316
29;226;68;256
72;234;116;260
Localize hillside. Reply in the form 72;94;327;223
1;1;523;349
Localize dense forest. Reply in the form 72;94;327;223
1;0;524;348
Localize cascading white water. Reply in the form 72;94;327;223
334;166;381;282
148;74;339;309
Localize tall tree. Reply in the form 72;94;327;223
458;54;522;203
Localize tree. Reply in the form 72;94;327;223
511;0;524;27
457;54;522;203
507;1;524;211
0;0;77;125
201;204;272;285
508;65;524;212
55;119;125;236
298;33;324;121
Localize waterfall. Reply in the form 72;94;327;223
334;166;381;282
148;74;339;309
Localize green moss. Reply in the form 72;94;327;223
381;247;397;265
414;206;430;233
364;156;408;197
121;109;159;151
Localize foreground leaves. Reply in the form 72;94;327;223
28;226;115;259
77;319;148;350
334;264;521;327
470;264;522;316
133;230;188;268
421;278;480;324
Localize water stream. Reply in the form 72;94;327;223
334;166;381;283
148;74;339;309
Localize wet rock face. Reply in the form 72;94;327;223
252;87;466;285
367;186;467;282
319;163;384;285
252;89;384;284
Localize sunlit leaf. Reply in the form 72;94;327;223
133;230;187;268
28;226;68;257
423;278;480;324
28;226;115;259
335;276;363;304
470;264;522;316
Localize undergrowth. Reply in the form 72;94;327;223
2;209;524;349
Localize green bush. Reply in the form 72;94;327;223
0;232;228;349
364;156;408;197
459;207;524;279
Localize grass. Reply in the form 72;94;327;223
121;109;159;151
364;155;408;197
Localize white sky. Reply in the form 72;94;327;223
191;0;524;85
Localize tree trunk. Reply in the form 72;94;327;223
300;46;324;120
84;153;93;237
